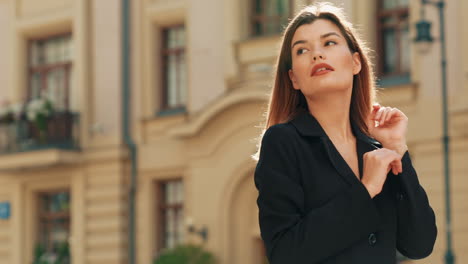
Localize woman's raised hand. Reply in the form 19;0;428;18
361;148;402;198
367;104;408;156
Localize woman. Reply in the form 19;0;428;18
253;3;437;264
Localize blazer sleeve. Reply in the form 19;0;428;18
395;151;437;259
254;126;381;264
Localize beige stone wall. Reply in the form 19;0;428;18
0;0;12;101
0;0;466;264
84;158;128;264
0;190;12;264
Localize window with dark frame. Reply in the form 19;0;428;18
29;34;73;111
161;25;186;112
251;0;292;37
157;179;184;252
376;0;410;79
37;190;71;263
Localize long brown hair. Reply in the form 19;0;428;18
253;2;376;160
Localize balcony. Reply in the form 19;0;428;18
0;111;80;171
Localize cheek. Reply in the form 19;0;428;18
292;58;308;72
336;55;356;76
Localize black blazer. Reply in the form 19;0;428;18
254;111;437;264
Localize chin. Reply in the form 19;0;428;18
309;81;351;95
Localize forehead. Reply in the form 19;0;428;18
291;19;341;43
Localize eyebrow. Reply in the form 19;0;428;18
291;32;342;49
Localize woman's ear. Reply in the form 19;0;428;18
288;69;300;90
352;52;362;75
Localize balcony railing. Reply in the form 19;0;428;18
0;111;80;155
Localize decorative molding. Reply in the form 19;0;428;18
168;90;268;138
0;149;81;172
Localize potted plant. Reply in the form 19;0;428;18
154;244;216;264
26;97;54;143
33;242;70;264
0;100;13;125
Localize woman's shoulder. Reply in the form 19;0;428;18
263;122;299;143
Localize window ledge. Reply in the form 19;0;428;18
156;106;187;117
0;149;81;172
235;34;281;65
376;74;411;88
376;80;418;107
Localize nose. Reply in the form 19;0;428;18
312;47;326;61
313;55;324;61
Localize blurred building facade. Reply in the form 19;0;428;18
0;0;467;263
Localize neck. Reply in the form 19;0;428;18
306;90;354;143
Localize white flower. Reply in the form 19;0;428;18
0;106;9;117
26;97;54;122
10;102;24;119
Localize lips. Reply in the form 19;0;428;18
311;63;334;76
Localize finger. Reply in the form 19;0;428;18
390;160;402;175
370;105;380;119
393;155;403;174
380;108;390;126
384;108;395;124
391;163;397;175
374;107;385;121
372;104;381;113
382;149;401;163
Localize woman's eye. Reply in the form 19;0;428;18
325;41;337;46
296;48;308;55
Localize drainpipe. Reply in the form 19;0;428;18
121;0;137;263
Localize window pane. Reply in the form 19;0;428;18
279;0;289;29
163;26;185;109
177;209;184;244
276;0;287;16
30;42;40;67
168;29;176;49
31;35;72;66
44;40;55;65
159;180;183;252
29;35;71;113
383;0;407;9
176;27;185;48
167;55;178;108
69;67;76;111
65;36;72;61
30;73;42;99
382;16;397;27
254;0;262;14
46;192;70;213
400;25;410;73
51;219;69;244
166;209;174;248
57;37;66;62
383;0;396;9
398;0;408;7
265;0;277;16
38;191;70;258
253;21;262;36
175;181;183;204
165;181;174;205
383;28;396;74
179;53;187;105
46;68;67;110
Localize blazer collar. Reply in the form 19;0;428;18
290;111;380;146
290;111;382;185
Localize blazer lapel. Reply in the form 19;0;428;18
290;111;374;186
352;122;382;179
320;137;361;186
